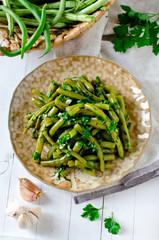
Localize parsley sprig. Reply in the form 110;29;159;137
112;5;159;55
104;212;121;235
81;204;103;221
81;204;121;235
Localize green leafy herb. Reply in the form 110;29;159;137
88;141;98;153
97;114;106;124
127;122;132;130
64;176;71;181
96;76;102;87
78;140;87;150
109;121;119;134
81;116;90;125
62;83;68;90
59;95;67;102
81;204;103;221
104;212;121;235
81;125;90;139
58;134;70;148
112;5;159;55
33;151;41;161
54;166;66;180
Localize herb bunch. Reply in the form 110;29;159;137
112;5;159;55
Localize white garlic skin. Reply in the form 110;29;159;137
6;199;19;217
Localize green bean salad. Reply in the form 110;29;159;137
0;0;108;58
23;76;132;179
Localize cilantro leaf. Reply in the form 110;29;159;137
112;5;159;55
104;213;121;235
81;204;103;221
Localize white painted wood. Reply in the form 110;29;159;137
69;197;103;240
0;51;159;240
0;55;27;236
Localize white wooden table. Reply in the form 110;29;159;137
0;50;159;240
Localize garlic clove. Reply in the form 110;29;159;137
6;199;19;217
30;207;41;219
19;178;42;202
18;213;31;229
28;207;41;225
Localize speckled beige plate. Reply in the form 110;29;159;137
9;56;151;192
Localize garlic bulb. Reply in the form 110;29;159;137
18;207;41;229
19;178;42;202
6;200;41;229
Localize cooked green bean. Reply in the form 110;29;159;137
68;160;75;167
60;167;73;177
47;143;57;159
100;141;115;149
24;75;132;179
47;106;58;117
32;122;45;163
32;97;45;108
23;101;55;134
101;132;113;141
94;103;109;110
75;163;95;176
77;80;101;101
78;109;96;116
91;128;100;136
85;103;124;158
47;81;58;98
87;118;107;129
55;95;68;110
104;154;115;161
80;77;94;92
57;88;86;100
104;85;118;95
108;93;132;151
102;148;117;154
41;154;69;167
43;130;54;145
32;89;50;102
49;118;65;137
73;141;83;152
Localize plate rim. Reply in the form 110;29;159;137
8;55;152;192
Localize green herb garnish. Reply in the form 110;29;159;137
112;5;159;55
104;212;121;235
81;204;103;221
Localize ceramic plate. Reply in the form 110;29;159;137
9;56;151;192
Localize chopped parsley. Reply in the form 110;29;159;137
109;121;119;134
127;122;132;130
81;116;90;125
96;114;106;124
54;166;66;180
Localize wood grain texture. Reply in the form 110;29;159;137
0;51;159;240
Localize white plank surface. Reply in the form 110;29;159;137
0;49;159;240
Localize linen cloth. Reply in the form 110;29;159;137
55;0;159;203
